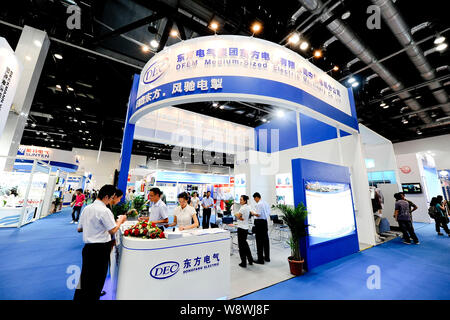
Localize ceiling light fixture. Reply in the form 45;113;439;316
313;50;322;58
251;22;262;34
66;105;72;109
67;86;74;91
300;41;309;51
341;11;351;20
262;118;267;122
348;77;356;84
417;129;422;135
288;33;300;44
219;105;225;109
54;54;63;60
75;107;81;111
142;45;150;52
212;102;218;107
56;84;61;89
434;35;446;45
170;29;179;37
150;39;159;48
210;21;219;31
333;65;339;72
351;82;359;87
436;43;448;51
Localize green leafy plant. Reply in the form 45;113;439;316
112;201;131;219
224;199;234;212
131;195;147;215
273;203;309;261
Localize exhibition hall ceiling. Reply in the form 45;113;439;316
1;0;449;160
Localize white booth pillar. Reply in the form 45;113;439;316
0;26;50;170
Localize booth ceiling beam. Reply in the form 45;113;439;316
297;0;433;125
92;12;165;44
157;18;174;53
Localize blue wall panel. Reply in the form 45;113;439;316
339;130;352;138
300;113;338;146
291;158;360;271
254;110;298;153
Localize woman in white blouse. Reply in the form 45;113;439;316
234;195;254;268
190;192;200;221
166;192;199;231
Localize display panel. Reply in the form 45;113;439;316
233;174;246;202
275;173;294;205
304;180;356;245
401;183;422;194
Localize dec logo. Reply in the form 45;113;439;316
150;261;179;279
400;166;412;174
143;57;169;84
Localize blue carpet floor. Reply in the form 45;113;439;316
0;208;448;300
238;223;450;300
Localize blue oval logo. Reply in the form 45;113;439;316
150;261;179;279
142;57;169;84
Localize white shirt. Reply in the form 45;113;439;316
202;196;214;209
78;200;116;244
190;197;200;209
254;200;270;220
174;204;197;228
149;199;169;222
236;204;251;230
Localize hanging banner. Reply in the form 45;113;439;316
132;35;356;129
0;37;22;140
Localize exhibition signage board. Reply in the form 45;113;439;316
156;171;229;184
16;145;78;172
131;35;357;130
0;38;22;140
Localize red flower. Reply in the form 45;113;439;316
134;229;139;236
124;230;129;236
150;233;156;239
142;223;147;228
151;222;156;228
159;232;165;238
143;229;148;234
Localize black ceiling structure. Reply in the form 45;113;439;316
0;0;449;163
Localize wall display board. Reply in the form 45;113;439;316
401;183;422;194
233;174;246;202
304;180;356;245
275;173;294;205
292;158;359;270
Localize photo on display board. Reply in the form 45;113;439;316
304;180;356;245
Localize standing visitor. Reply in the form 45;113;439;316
400;192;418;220
250;192;271;264
394;193;419;244
201;191;214;229
74;185;127;300
70;189;85;224
235;195;253;268
372;189;383;233
141;188;169;226
190;192;200;223
433;195;450;236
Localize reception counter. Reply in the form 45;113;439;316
110;223;231;300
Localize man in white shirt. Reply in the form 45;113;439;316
250;192;271;264
201;191;214;229
146;188;169;226
74;184;127;300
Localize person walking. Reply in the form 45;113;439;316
433;196;450;236
74;185;127;300
394;192;419;244
201;191;214;229
235;195;253;268
250;192;271;264
70;188;85;224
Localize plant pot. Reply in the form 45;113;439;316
288;256;304;276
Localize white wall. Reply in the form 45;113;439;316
395;153;432;223
393;134;450;170
73;148;147;189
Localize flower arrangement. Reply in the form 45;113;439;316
123;220;165;239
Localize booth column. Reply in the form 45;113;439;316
0;26;49;171
117;74;140;198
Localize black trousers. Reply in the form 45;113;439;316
202;208;211;229
435;216;450;234
73;242;111;301
398;220;419;243
72;206;82;222
254;219;270;261
237;228;253;265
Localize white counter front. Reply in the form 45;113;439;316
111;223;231;300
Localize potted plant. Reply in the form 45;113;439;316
224;199;234;216
274;203;309;276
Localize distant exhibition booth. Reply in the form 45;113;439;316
109;34;379;299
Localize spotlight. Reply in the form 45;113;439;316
288;33;300;44
351;82;359;87
313;50;322;58
54;54;63;60
210;21;219;31
67;86;74;91
212;102;218;107
299;41;309;51
66;105;72;109
436;43;448;51
262;118;267;122
31;123;36;127
150;39;159;48
75;107;81;111
416;129;422;135
341;11;351;20
56;84;61;89
170;29;179;37
402;118;409;124
219;105;225;109
434;35;446;45
348;77;356;84
251;22;262;34
142;45;150;52
333;65;339;72
383;104;389;109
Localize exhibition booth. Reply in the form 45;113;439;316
110;34;378;299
